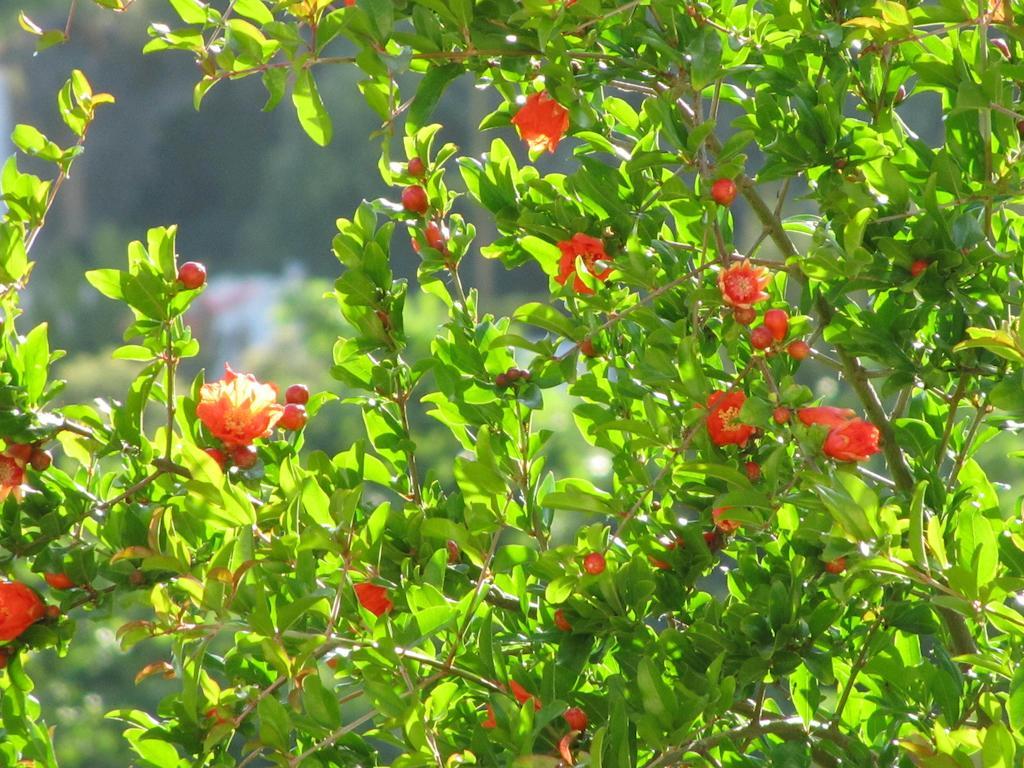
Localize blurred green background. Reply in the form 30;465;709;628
1;1;1020;765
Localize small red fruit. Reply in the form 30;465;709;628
129;569;146;587
732;306;757;325
177;261;207;290
279;403;308;431
482;704;497;729
204;448;227;470
407;157;426;178
763;309;789;342
751;325;774;350
506;368;522;382
285;384;310;405
910;259;928;278
825;557;847;574
554;608;572;632
44;573;75;590
29;449;52;472
711;178;737;206
231;444;259;469
786;340;811;361
446;540;460;564
833;158;848;170
401;185;429;215
1018;120;1024;137
5;443;33;463
772;407;790;424
580;338;599;358
45;605;61;620
564;707;588;732
424;221;447;252
583;552;606;575
495;373;509;388
744;461;761;481
894;84;907;104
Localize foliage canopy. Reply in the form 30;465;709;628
3;1;1024;767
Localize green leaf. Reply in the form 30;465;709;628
789;665;819;727
513;302;576;338
408;66;461;131
257;696;291;751
953;328;1024;364
168;0;210;24
1008;666;1024;733
20;323;50;404
233;0;274;24
85;268;126;300
814;483;876;541
292;70;333;146
541;490;613;516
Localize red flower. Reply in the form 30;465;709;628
509;680;541;711
712;506;741;534
705;390;755;447
823;419;880;462
797;406;856;430
354;582;393;617
511;92;570;153
0;581;45;641
0;454;25;503
482;704;497;729
196;364;284;449
556;234;612;295
718;261;770;309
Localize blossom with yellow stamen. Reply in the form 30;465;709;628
705;390;755;447
196;364;284;448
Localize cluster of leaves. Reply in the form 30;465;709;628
3;0;1024;767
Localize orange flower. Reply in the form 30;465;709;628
0;581;45;641
718;261;770;308
354;582;393;617
196;364;284;448
797;406;856;430
0;455;25;504
712;506;741;533
556;233;612;295
823;419;880;462
705;390;755;447
511;92;570;153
